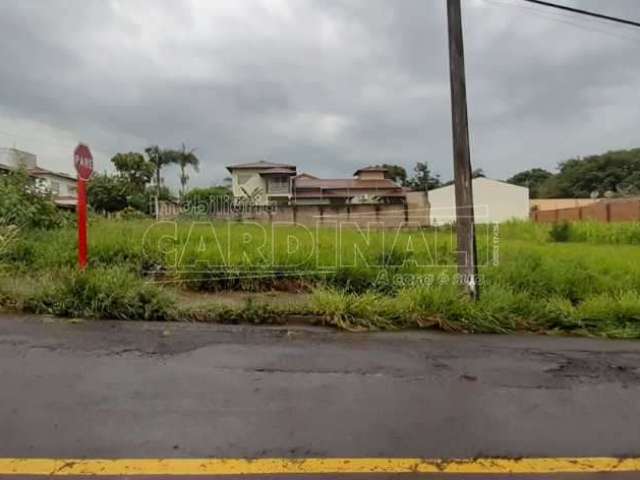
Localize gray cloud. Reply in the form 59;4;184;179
0;0;639;186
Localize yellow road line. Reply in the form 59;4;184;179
1;458;640;475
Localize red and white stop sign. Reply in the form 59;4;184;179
74;143;94;180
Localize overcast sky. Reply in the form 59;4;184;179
1;0;639;187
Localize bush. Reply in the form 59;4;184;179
182;187;231;214
117;207;149;220
0;169;66;229
549;221;571;242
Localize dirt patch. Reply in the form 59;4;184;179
174;289;313;309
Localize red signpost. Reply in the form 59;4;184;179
73;143;94;270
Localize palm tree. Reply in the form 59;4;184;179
176;143;200;202
145;145;177;220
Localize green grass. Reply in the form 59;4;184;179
1;218;640;337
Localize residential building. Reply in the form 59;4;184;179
226;160;297;206
227;162;407;206
292;167;406;205
0;147;77;208
428;177;529;224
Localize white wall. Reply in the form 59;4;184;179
231;169;268;205
35;174;77;197
428;178;529;225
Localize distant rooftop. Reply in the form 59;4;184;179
226;160;296;171
294;177;401;191
353;166;389;175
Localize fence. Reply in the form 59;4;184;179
531;199;640;223
158;192;430;229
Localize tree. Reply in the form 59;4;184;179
87;173;129;214
506;168;553;198
145;145;177;219
128;185;174;215
538;148;640;198
471;168;485;178
110;152;154;194
182;186;231;215
379;164;407;185
405;162;441;191
174;143;200;201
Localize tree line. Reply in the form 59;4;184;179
382;162;485;190
88;144;229;216
88;146;640;215
506;148;640;199
388;148;640;200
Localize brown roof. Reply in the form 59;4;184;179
353;166;388;175
293;175;404;200
226;160;296;171
294;177;400;190
294;190;405;199
259;168;297;175
295;172;318;180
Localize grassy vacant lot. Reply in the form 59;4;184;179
1;219;640;337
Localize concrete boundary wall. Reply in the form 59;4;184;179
531;199;640;223
250;201;430;229
159;194;431;229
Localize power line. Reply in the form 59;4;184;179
522;0;640;28
485;0;640;44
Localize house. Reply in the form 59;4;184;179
0;147;77;208
226;160;297;206
226;162;407;206
292;167;406;205
428;177;529;224
28;166;77;198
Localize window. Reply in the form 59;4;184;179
268;176;289;194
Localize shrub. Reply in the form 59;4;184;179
549;221;571;242
117;206;149;220
182;187;231;215
0;169;66;229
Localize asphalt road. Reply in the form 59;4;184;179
1;313;640;478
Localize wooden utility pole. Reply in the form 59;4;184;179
446;0;479;300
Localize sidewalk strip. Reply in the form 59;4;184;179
1;458;640;475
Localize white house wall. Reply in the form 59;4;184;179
428;178;529;225
37;174;77;197
231;170;269;205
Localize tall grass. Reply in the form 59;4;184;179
2;218;640;336
23;267;175;321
